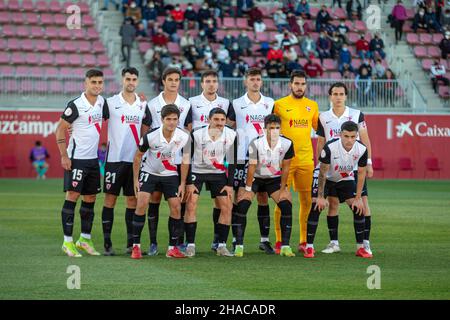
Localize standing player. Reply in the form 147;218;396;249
184;108;236;257
234;115;296;257
310;82;373;256
130;104;190;259
188;70;231;251
55;69;108;257
311;121;372;259
272;70;319;254
145;67;192;256
228;67;275;255
100;67;151;256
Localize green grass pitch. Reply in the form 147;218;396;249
0;179;449;300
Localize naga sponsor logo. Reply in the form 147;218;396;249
199;114;209;123
121;114;140;124
246;114;265;123
0;117;58;138
156;151;174;161
88;113;102;124
387;118;450;139
329;128;341;137
289;119;308;128
334;164;354;172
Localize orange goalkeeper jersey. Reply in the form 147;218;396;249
273;95;319;166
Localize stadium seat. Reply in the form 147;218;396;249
0;11;10;24
0;155;18;173
0;51;10;64
97;54;110;67
414;46;427;58
24;12;40;25
372;157;385;178
263;18;276;31
25;52;39;65
92;40;105;53
65;41;78;53
334;8;346;19
398;157;413;178
438;85;449;99
421;59;433;71
428;46;441;58
419;34;432;45
48;0;62;13
236;18;249;30
11;12;23;24
354;20;367;32
45;66;59;77
40;13;54;25
2;25;15;37
49;80;63;93
50;40;64;52
8;38;21;51
425;157;440;177
7;0;20;11
54;14;67;26
0;65;14;76
83;54;96;67
45;26;59;38
35;39;49;52
432;33;444;45
16;26;29;38
30;26;45;38
406;33;419;45
11;52;25;64
40;53;54;65
68;53;82;66
22;0;34;12
223;17;235;29
55;53;68;66
78;41;91;53
34;0;50;12
21;39;34;51
167;42;181;55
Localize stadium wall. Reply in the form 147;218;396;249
0;110;449;179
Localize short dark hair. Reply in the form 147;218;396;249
245;67;262;78
341;121;358;133
85;69;103;79
122;67;139;77
162;67;182;81
161;104;180;119
290;70;307;83
201;70;219;82
35;140;42;146
209;107;226;119
264;114;281;127
328;82;348;95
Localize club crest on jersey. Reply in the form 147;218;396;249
353;154;359;161
72;181;78;188
106;184;111;190
306;106;311;112
263;103;269;110
346;116;353;121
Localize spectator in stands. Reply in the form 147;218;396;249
223;32;236;51
439;31;450;59
237;58;250;75
102;0;119;11
430;59;450;93
274;9;290;33
338;43;353;74
171;4;185;29
301;34;317;59
282;0;296;11
216;0;233;19
382;68;397;107
337;20;349;42
258;41;271;57
296;16;310;36
355;66;373;107
425;7;443;33
391;0;407;43
304;58;324;78
286;58;304;74
204;19;217;42
152;27;169;47
296;0;311;19
412;8;429;32
248;6;263;28
316;5;332;32
373;59;386;79
369;33;386;60
180;31;195;54
341;63;355;79
356;34;370;60
236;0;254;17
219;58;234;77
331;31;345;59
435;0;445;24
237;32;252;57
126;1;142;25
136;22;147;38
119;18;136;67
276;30;299;48
284;44;298;62
198;2;212;29
229;42;242;60
287;12;301;35
186;45;201;66
266;59;283;78
332;0;342;8
267;45;284;61
195;30;209;48
358;59;373;77
317;31;332;63
217;44;230;63
184;3;198;30
346;0;362;21
142;1;158;31
148;52;164;91
254;18;267;33
162;15;179;42
167;57;183;70
30;141;50;180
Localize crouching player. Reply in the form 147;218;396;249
131;104;191;259
184;108;237;257
234;114;295;257
307;121;372;259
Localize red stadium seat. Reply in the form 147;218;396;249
438;85;450;99
11;52;25;64
54;14;67;25
334;8;346;19
167;42;181;55
7;38;21;51
432;33;444;45
425;157;440;178
40;13;54;25
372;157;385;178
30;66;44;77
223;17;235;29
419;33;432;45
34;0;49;12
34;80;48;93
406;33;419;45
22;0;34;12
428;46;441;58
55;53;68;66
256;32;269;43
236;18;249;30
15;65;29;76
354;20;367;32
263;18;276;31
0;51;10;64
16;26;29;38
0;65;14;76
398;157;413;178
25;12;41;25
40;53;54;65
67;53;82;66
92;40;105;53
59;28;72;40
35;39;49;52
83;15;95;27
421;59;433;70
414;46;427;58
45;66;59;77
78;41;91;53
50;40;64;52
65;41;78;53
45;26;59;38
21;39;34;51
48;0;62;13
86;27;100;40
30;26;45;38
97;54;110;67
49;80;63;93
26;52;39;65
83;54;96;67
2;25;15;37
0;11;10;24
7;0;20;11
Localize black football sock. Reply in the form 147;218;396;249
132;213;145;245
148;203;160;245
184;222;197;244
102;206;114;248
80;201;95;235
212;207;221;243
257;205;270;239
327;215;339;241
364;215;371;241
61;200;76;238
125;208;134;248
307;207;321;245
278;200;293;246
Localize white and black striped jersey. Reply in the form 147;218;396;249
138;127;190;177
228;93;274;162
61;93;107;160
248;135;295;179
104;92;151;163
189;93;230;130
319;138;368;183
147;92;192;129
190;125;237;176
316;106;366;141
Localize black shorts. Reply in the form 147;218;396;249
103;162;134;196
233;163;248;191
139;171;179;200
64;159;101;195
191;173;228;198
324;180;356;203
353;170;369;197
251;177;281;197
311;166;320;198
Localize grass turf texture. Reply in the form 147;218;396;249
0;179;449;300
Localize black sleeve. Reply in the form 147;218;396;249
316;118;325;137
358;148;368;167
102;99;110;120
61;101;79;123
184;105;192;127
226;135;238;186
142;105;152;127
138;133;150;153
319;143;331;164
358;112;365;123
227;103;236;121
284;141;295;160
